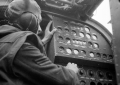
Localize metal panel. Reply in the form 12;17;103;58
109;0;120;84
45;14;116;85
36;0;103;20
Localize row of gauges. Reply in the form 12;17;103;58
58;46;113;62
78;68;113;80
57;35;99;49
57;26;98;41
79;80;114;85
77;68;115;85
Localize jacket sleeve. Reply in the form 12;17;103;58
13;42;80;85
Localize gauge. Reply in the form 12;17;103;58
66;48;72;54
85;27;90;33
79;32;85;38
74;49;79;55
90;52;94;57
81;50;86;56
92;34;97;40
88;42;93;48
71;30;77;36
57;26;62;32
93;43;99;49
86;33;91;39
59;46;65;53
65;38;71;44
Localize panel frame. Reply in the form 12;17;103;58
109;0;120;84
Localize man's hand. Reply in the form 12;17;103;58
66;62;79;73
42;21;57;45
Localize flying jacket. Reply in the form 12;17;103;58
0;25;80;85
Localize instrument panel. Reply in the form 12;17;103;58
50;16;113;63
45;15;116;85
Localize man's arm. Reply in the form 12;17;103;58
42;21;57;45
13;41;80;85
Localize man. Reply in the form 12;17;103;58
0;0;80;85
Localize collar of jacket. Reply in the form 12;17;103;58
0;25;20;35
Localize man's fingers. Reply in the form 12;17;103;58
46;21;53;30
51;28;57;34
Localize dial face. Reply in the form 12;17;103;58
66;48;72;54
85;27;90;33
74;49;79;55
94;43;99;49
81;50;86;56
58;36;63;41
92;34;97;40
86;33;91;39
88;42;93;48
88;70;94;77
90;52;94;57
65;29;69;33
97;71;104;78
72;30;77;36
66;38;71;44
79;68;85;76
59;46;65;53
96;53;101;58
57;26;62;32
79;32;85;37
